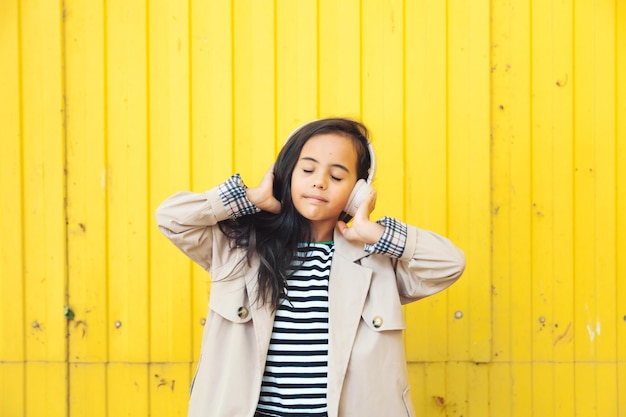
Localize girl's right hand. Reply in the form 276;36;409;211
245;164;282;214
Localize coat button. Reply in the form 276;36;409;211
237;306;249;319
372;316;383;328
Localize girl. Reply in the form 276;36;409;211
156;118;465;417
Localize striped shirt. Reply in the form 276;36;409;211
255;242;334;417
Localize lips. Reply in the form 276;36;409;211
303;194;328;203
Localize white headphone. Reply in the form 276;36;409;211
285;120;376;217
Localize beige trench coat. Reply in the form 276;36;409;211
156;186;465;417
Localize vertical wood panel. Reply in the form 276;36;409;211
107;364;149;416
187;0;234;363
361;0;405;220
69;364;107;417
404;0;450;363
64;0;108;362
19;1;68;416
25;363;67;417
490;0;533;371
233;0;276;183
0;364;25;416
64;1;109;415
149;364;191;417
618;2;626;414
0;0;26;379
148;0;192;365
550;0;575;369
104;3;151;412
276;0;318;131
21;0;67;363
446;0;491;362
318;0;361;117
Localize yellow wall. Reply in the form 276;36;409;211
0;0;623;416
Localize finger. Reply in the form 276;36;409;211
366;189;377;209
355;189;376;219
337;220;352;238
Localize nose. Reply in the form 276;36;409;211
312;175;326;189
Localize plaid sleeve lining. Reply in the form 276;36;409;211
363;216;407;258
217;174;261;219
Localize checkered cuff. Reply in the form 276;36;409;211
363;216;407;258
217;174;261;219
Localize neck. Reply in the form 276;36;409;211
310;222;335;243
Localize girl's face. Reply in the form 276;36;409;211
290;133;358;240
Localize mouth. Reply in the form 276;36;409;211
303;195;328;203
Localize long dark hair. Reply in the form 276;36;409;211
219;118;372;309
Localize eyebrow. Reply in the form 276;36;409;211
299;156;351;174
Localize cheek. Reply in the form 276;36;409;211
337;182;356;201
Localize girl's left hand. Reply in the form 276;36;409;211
337;189;384;244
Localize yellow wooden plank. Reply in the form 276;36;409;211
360;0;404;220
573;0;598;365
0;0;25;364
189;0;234;188
530;0;558;364
276;0;318;128
467;362;489;416
69;364;106;417
543;0;576;366
188;0;235;361
404;0;450;362
488;363;511;415
490;0;514;365
106;0;150;363
107;364;149;416
531;0;577;364
25;362;67;417
148;0;193;364
446;0;491;362
595;352;619;415
553;363;575;416
591;0;617;364
616;362;626;415
0;363;25;416
149;363;192;417
510;363;532;417
64;0;108;364
445;362;468;416
490;0;534;365
20;0;67;363
318;0;361;117
233;0;276;183
574;363;597;417
531;363;553;416
422;362;447;416
618;0;626;371
506;0;533;365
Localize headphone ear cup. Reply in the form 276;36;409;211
344;179;373;217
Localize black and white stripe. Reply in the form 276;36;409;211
256;243;334;417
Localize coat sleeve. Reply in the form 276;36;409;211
394;225;466;303
155;187;231;271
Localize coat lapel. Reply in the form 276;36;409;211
326;229;372;416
